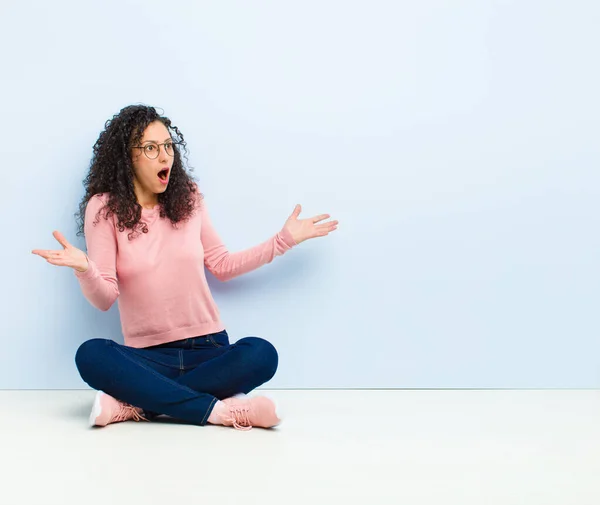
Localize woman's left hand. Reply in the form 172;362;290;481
283;204;339;245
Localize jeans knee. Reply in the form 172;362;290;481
241;336;279;382
75;338;110;385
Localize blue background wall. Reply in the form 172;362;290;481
4;1;599;388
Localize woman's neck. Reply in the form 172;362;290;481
133;181;159;209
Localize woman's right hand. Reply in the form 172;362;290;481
32;231;89;272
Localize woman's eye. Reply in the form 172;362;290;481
145;145;156;151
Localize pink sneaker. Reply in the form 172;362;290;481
89;391;148;427
220;396;281;431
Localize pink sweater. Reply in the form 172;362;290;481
74;192;297;348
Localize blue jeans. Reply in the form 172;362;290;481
74;330;278;426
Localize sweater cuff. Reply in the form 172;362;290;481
280;227;298;248
74;255;96;279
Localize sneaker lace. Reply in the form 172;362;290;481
111;403;148;424
225;406;253;431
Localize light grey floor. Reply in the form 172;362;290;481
1;389;599;504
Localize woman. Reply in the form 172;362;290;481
32;104;338;431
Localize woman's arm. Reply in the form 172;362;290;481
200;198;298;282
74;195;120;310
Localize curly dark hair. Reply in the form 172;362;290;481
75;104;201;240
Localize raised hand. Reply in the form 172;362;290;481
32;231;89;272
283;204;339;245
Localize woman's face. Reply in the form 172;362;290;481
130;120;174;198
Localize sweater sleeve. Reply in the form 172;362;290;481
73;195;120;311
200;198;298;282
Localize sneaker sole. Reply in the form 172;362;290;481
89;391;104;427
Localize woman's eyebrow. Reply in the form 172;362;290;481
142;137;172;144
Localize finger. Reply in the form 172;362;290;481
53;231;70;249
38;250;65;260
312;214;331;224
290;204;302;219
318;225;337;236
32;250;55;259
315;221;338;230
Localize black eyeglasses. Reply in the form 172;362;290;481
132;141;180;160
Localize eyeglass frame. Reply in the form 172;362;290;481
131;140;181;160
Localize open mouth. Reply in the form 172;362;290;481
158;168;170;182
